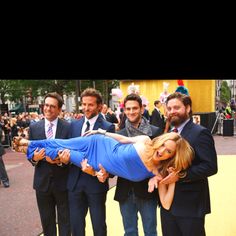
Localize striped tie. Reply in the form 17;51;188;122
47;123;54;139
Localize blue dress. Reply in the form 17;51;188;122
27;134;154;182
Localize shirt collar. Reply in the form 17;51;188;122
45;118;58;127
174;118;190;134
84;114;99;127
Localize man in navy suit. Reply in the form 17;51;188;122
159;92;218;236
65;88;115;236
28;92;71;236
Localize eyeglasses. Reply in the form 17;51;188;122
44;103;57;109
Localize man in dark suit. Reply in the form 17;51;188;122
159;92;218;236
64;88;115;236
0;125;9;188
101;104;119;124
150;100;165;133
28;92;71;236
114;94;162;236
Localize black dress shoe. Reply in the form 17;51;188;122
3;181;10;188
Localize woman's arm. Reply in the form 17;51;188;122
158;182;175;210
84;128;150;144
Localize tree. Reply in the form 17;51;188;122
220;80;231;105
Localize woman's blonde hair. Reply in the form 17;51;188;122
144;132;194;177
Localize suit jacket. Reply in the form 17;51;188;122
114;125;162;202
105;113;119;124
143;109;150;121
0;127;6;156
170;118;218;218
150;108;165;132
29;119;71;192
67;114;115;193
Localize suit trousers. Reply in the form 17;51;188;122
0;155;9;183
36;182;71;236
68;190;107;236
161;208;205;236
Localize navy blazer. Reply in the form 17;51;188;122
170;119;218;218
150;108;165;132
114;125;162;202
29;119;71;192
67;114;115;193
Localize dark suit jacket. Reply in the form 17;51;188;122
67;114;115;193
105;113;119;124
143;109;150;121
114;125;162;202
150;108;165;132
170;119;218;218
29;119;71;192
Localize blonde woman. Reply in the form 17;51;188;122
14;129;193;184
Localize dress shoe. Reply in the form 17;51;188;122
3;181;10;188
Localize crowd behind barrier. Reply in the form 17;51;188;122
0;111;86;147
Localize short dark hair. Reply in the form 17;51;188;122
124;93;142;108
166;92;192;117
154;100;161;106
81;88;103;105
44;92;64;108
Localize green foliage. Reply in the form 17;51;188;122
220;81;231;105
0;79;120;106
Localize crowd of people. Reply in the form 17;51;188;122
3;87;218;236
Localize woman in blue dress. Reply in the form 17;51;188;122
13;129;194;183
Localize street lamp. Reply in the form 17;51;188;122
75;80;81;113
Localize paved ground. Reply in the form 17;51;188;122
0;134;235;236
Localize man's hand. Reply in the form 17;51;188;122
32;148;45;162
81;159;96;176
58;149;70;164
148;175;163;192
45;156;62;165
159;167;179;185
96;164;109;183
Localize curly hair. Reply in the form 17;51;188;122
81;88;103;105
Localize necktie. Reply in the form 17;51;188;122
84;121;90;133
172;127;178;133
47;123;54;139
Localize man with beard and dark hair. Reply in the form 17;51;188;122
151;92;218;236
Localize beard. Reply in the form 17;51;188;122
169;113;189;127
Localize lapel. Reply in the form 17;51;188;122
180;119;193;138
78;117;85;136
93;114;104;130
55;119;63;138
39;119;47;139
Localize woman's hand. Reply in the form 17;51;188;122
159;167;180;185
148;175;163;192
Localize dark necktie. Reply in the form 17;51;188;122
84;121;90;133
